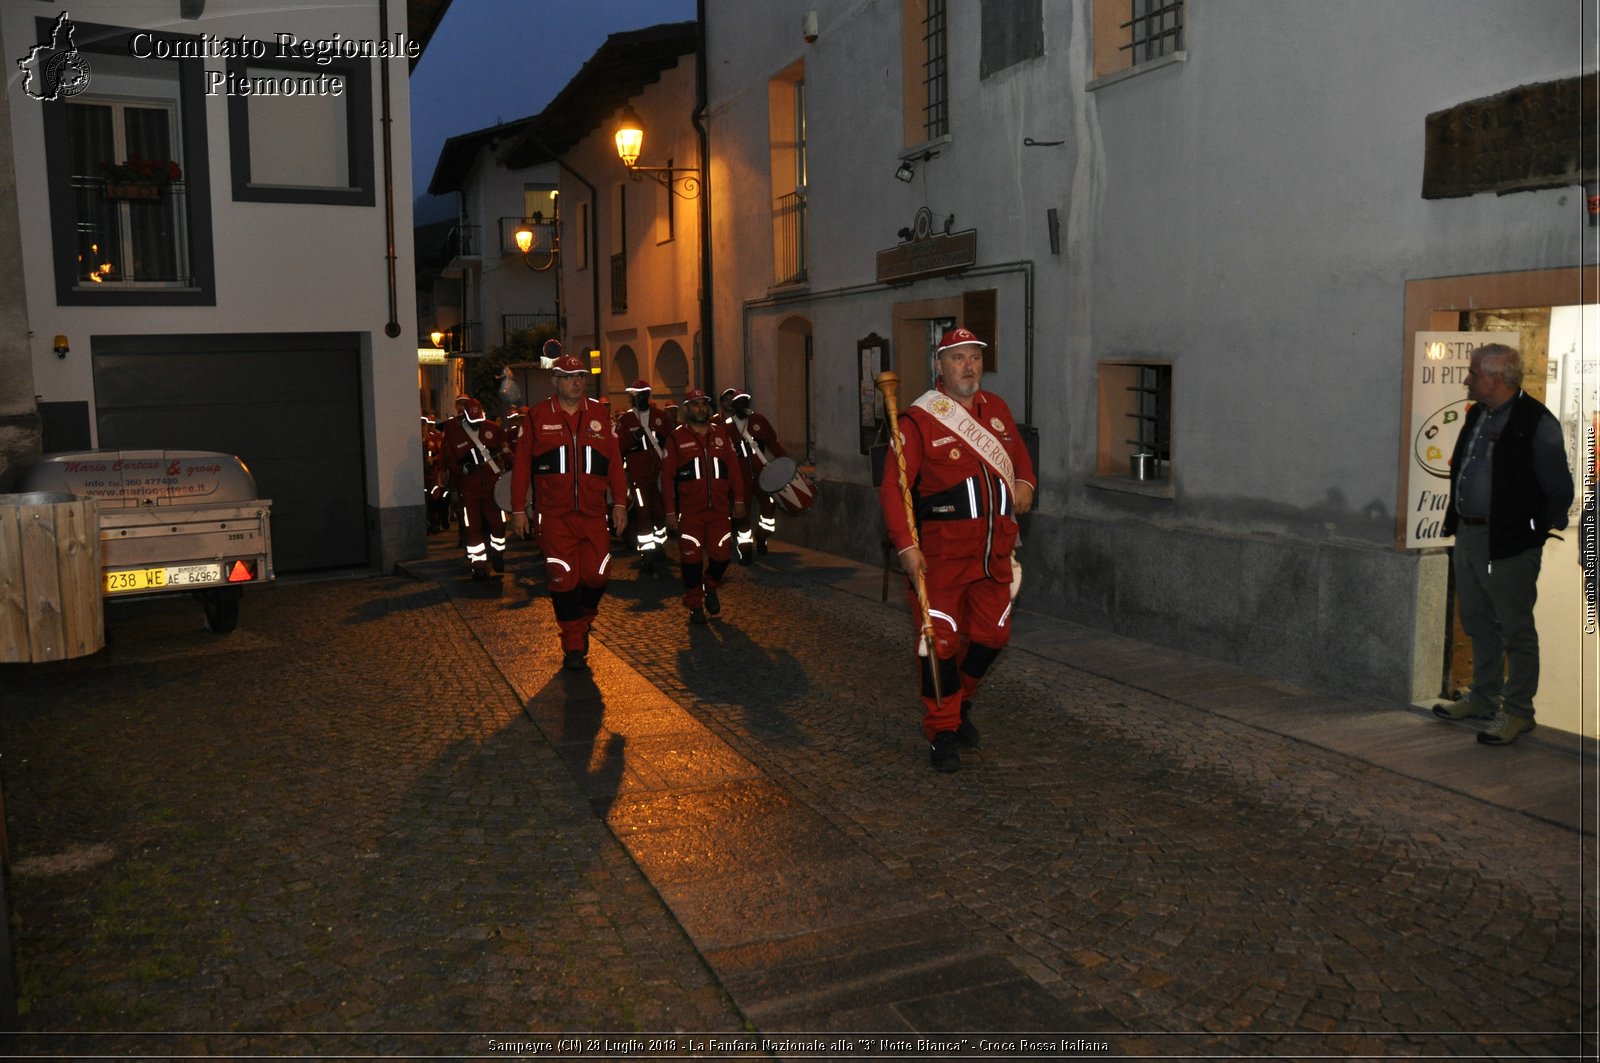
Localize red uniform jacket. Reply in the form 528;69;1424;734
509;395;627;518
879;387;1036;586
615;403;673;483
441;415;506;490
727;411;785;480
663;421;746;517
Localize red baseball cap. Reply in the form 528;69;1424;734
551;354;586;375
625;378;651;393
683;388;710;402
936;327;987;355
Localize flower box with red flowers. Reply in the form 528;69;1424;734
100;154;182;201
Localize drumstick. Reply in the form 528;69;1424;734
874;371;943;706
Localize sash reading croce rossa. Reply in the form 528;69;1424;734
910;390;1017;500
910;388;1025;601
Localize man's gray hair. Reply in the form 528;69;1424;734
1472;342;1524;389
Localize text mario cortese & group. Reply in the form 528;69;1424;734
129;32;420;96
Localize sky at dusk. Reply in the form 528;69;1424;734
409;0;697;216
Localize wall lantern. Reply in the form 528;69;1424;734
429;329;445;349
53;334;70;359
613;105;701;200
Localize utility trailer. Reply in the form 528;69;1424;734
18;450;273;633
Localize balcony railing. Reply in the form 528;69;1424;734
452;222;481;259
502;313;559;340
436;321;483;355
610;253;627;314
773;189;807;287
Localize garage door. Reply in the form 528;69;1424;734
93;332;368;574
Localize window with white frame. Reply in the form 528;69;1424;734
66;95;189;287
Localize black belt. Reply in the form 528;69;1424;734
1456;516;1489;526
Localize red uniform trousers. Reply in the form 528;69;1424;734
675;509;734;609
537;514;612;652
456;468;505;567
910;560;1015;740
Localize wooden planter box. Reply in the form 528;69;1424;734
0;494;104;662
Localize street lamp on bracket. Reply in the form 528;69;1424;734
512;190;560;272
613;105;701;200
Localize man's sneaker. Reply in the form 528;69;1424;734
1477;711;1535;745
756;539;769;556
930;731;961;773
689;607;708;625
489;551;505;573
1432;696;1496;721
561;650;589;672
955;701;980;749
470;561;491;581
704;588;721;618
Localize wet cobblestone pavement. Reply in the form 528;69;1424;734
0;536;1592;1059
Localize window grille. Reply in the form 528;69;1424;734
923;0;949;139
1121;0;1184;64
1124;364;1172;464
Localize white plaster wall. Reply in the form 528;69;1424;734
6;0;423;534
705;0;1597;706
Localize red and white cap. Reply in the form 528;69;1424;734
551;354;587;376
460;397;486;423
625;378;651;393
935;327;987;355
683;388;710;402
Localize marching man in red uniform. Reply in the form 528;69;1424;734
441;396;508;579
508;355;629;671
878;327;1036;772
614;378;673;575
662;389;746;623
725;387;786;561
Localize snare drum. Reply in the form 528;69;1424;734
756;456;817;515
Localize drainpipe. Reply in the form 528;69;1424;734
377;0;401;338
693;0;715;398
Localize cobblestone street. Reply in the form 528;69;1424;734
0;536;1592;1058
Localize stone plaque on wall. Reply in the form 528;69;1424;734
876;229;978;284
1422;75;1596;199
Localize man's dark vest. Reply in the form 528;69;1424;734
1442;391;1555;559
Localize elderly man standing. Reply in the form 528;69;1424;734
878;327;1036;772
1432;342;1573;745
508;354;629;671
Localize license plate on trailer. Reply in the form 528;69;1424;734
103;563;223;594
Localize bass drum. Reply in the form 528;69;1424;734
491;473;528;517
756;456;817;515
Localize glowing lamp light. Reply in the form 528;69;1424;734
614;106;644;168
514;227;535;254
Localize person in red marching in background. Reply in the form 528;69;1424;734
441;396;509;580
725;386;786;562
615;379;673;575
508;354;629;671
662;389;746;623
878;327;1036;773
421;414;450;534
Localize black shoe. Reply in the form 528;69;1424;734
562;650;589;671
689;607;708;625
639;551;657;575
756;539;769;555
956;702;980;749
470;561;490;581
738;551;753;566
930;731;961;773
490;551;505;573
704;588;721;618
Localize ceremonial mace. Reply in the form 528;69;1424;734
874;371;943;705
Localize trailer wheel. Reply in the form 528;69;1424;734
201;588;241;634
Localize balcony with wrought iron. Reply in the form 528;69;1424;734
773;188;808;288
